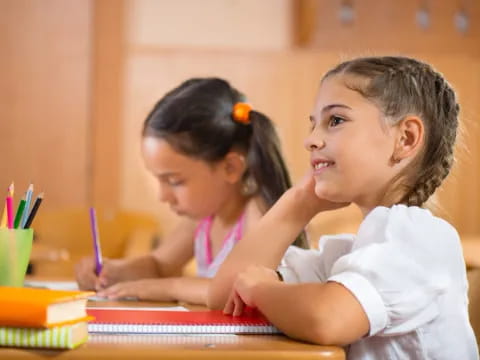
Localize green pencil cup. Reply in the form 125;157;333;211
0;229;34;286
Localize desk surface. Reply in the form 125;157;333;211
1;298;345;360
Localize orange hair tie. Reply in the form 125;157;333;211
232;103;252;125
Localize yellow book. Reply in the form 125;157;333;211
0;322;88;349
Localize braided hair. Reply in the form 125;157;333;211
323;56;459;207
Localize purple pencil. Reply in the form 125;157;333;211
89;207;103;275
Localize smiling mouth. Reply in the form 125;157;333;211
313;161;334;170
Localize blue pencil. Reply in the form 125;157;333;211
21;184;33;228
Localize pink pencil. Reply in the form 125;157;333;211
6;195;13;229
1;182;14;228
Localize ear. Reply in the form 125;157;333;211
392;115;424;163
220;152;247;184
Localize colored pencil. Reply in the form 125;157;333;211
24;192;43;229
0;182;14;228
13;199;26;229
20;183;34;228
89;207;103;275
6;183;14;229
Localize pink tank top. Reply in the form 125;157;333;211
194;213;245;278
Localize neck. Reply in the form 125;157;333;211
356;183;406;219
214;189;248;226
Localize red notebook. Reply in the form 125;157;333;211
87;307;280;335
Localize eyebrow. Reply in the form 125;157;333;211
309;104;352;123
321;104;352;113
156;172;181;179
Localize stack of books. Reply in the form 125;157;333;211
0;286;93;349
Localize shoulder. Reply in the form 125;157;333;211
354;205;461;259
359;204;458;245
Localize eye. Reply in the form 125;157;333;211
167;178;185;186
328;115;345;127
158;176;185;187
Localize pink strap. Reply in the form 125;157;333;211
203;216;214;265
204;212;245;265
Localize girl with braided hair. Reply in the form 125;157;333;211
75;77;307;304
211;56;478;358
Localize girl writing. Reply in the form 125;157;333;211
75;77;307;305
210;57;478;358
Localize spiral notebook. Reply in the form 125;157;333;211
87;307;280;335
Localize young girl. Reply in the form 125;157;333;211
74;77;307;305
210;57;479;358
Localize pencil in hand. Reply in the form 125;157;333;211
89;207;103;276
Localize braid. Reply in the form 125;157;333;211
400;64;459;206
326;56;459;207
403;155;453;206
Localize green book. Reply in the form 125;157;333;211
0;322;88;349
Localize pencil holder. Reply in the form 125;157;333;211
0;229;34;286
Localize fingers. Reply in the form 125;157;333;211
223;290;246;317
95;275;109;291
232;292;245;317
95;258;114;290
74;257;98;290
223;291;236;315
97;284;124;300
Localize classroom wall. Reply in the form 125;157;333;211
0;0;92;206
118;0;480;237
1;0;480;244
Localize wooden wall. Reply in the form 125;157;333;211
118;0;480;237
0;0;92;207
1;0;479;245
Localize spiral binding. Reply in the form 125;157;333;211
88;323;280;335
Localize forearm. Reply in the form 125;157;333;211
120;254;163;280
208;188;319;309
252;281;368;346
139;277;210;305
169;277;210;305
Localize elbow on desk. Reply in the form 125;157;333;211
282;312;353;347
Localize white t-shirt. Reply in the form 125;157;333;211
278;205;479;360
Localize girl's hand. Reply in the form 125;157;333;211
223;265;280;316
75;256;98;290
292;171;350;217
95;258;130;291
96;278;171;301
75;256;127;291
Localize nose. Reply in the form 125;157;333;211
304;131;325;151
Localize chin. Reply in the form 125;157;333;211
314;185;345;203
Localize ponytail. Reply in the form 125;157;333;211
247;111;309;249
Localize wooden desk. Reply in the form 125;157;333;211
1;300;345;360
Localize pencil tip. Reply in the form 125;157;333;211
7;182;14;195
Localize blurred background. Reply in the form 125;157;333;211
1;0;480;274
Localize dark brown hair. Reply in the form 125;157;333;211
323;56;459;207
